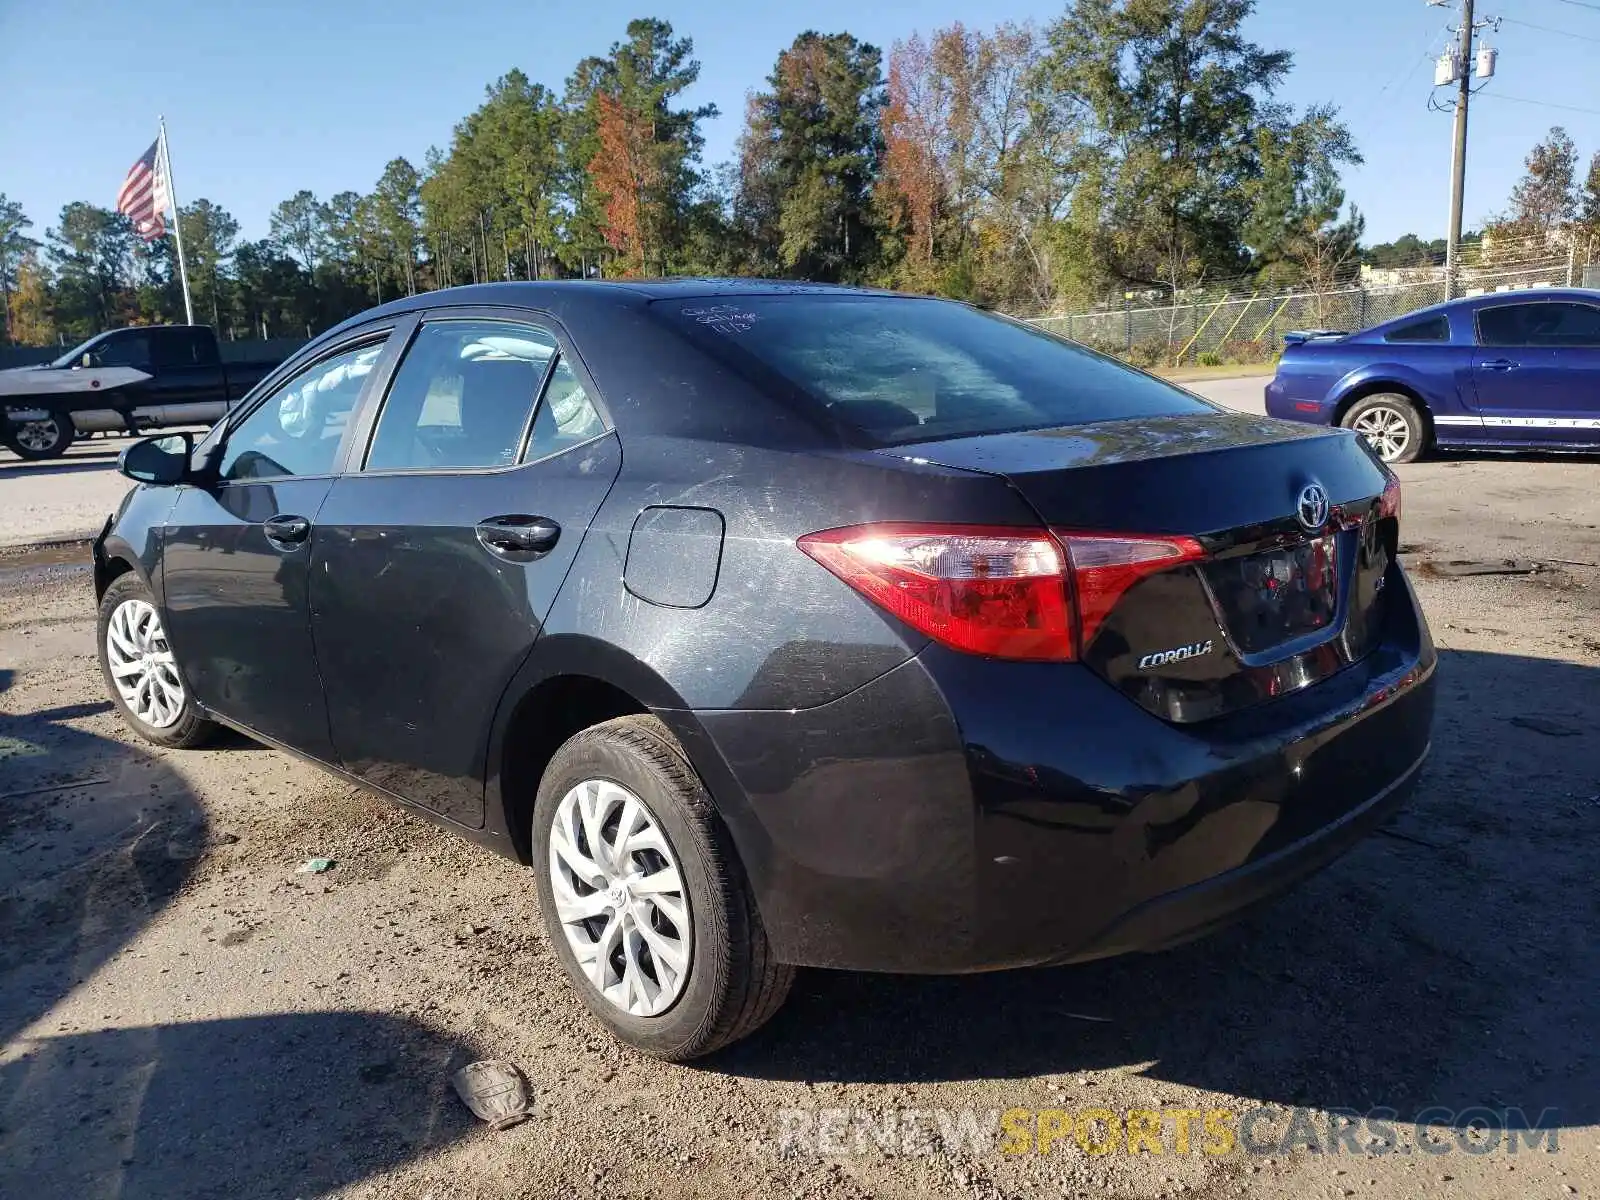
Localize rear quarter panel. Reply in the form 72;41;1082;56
1268;341;1474;425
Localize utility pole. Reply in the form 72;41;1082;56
1436;0;1497;298
1444;0;1475;300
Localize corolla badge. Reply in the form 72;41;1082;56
1137;639;1214;670
1296;482;1330;531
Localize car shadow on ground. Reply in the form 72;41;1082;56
0;689;478;1198
717;647;1599;1132
0;1010;480;1199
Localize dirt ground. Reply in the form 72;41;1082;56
1;450;1597;1200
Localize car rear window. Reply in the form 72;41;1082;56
652;295;1210;444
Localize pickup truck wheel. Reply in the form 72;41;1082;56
4;414;76;460
1341;394;1426;464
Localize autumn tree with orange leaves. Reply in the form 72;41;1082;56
582;18;717;276
590;93;659;273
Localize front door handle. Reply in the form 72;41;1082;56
475;515;561;561
1480;358;1520;371
263;514;311;547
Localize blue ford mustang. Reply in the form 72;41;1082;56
1265;288;1600;462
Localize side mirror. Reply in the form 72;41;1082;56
119;432;194;485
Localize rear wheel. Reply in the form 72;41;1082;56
1341;393;1426;464
532;715;793;1060
4;414;75;460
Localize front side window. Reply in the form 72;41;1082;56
94;334;152;369
365;320;554;471
654;296;1210;445
1478;302;1600;348
217;341;382;481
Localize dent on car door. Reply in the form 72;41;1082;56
1471;301;1600;446
309;315;621;826
159;336;391;759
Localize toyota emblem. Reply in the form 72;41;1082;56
1296;482;1330;531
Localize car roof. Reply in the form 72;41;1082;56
1367;287;1600;332
317;278;917;345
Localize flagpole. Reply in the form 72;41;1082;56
158;116;196;325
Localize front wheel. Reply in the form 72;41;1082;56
532;715;793;1060
4;414;75;460
1341;393;1427;464
96;573;216;749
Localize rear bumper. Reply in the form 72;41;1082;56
681;568;1435;974
1053;741;1426;964
1263;376;1330;424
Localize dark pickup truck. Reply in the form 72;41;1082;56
0;325;288;460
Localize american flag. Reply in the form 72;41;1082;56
116;139;171;242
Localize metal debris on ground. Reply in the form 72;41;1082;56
295;857;336;874
1418;558;1545;578
1509;715;1581;738
452;1060;533;1130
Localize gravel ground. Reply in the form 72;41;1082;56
0;438;144;547
1;422;1597;1199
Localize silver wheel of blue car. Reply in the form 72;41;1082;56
1342;393;1425;464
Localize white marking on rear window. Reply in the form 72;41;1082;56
683;304;759;334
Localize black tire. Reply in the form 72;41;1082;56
1340;392;1428;465
96;573;217;749
531;715;794;1061
4;414;76;460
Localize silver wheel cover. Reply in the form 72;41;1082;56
14;417;63;453
106;598;186;729
1350;403;1412;463
548;779;692;1017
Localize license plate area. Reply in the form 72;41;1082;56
1201;533;1340;655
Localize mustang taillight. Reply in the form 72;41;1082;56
798;524;1204;661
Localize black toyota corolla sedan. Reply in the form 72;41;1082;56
93;280;1435;1059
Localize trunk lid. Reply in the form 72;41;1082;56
889;412;1399;722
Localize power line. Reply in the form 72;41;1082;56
1498;15;1600;42
1477;91;1600;116
1548;0;1600;12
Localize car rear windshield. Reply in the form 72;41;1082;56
653;295;1211;445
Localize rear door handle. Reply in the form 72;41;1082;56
263;514;311;547
1480;359;1520;371
475;515;561;561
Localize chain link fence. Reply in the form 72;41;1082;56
1023;255;1586;366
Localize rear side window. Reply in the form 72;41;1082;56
150;328;204;367
1384;315;1449;343
1478;301;1600;347
653;296;1209;444
365;320;554;471
525;358;605;461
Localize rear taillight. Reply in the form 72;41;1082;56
798;525;1073;660
1378;474;1402;523
798;524;1203;661
1059;533;1207;651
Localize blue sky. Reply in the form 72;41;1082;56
3;0;1599;248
